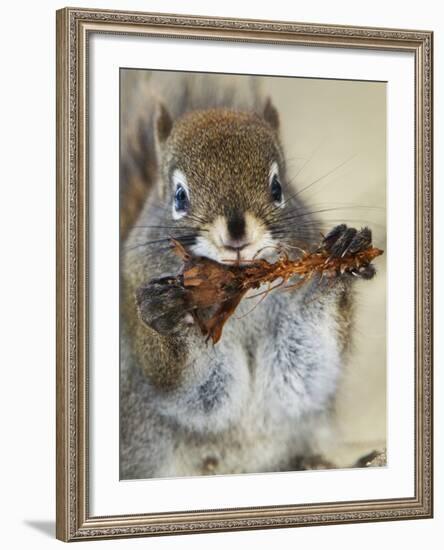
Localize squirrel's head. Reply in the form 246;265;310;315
154;101;308;263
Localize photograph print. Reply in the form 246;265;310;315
119;69;387;480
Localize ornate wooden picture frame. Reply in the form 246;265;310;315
56;7;433;542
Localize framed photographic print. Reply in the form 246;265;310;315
56;7;433;542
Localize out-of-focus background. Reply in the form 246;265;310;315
122;70;387;467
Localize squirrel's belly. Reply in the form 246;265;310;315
121;283;343;478
162;418;314;477
158;349;340;478
159;403;333;477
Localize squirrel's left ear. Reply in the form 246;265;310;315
263;97;279;131
154;103;173;199
155;103;173;150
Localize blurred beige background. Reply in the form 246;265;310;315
122;71;387;467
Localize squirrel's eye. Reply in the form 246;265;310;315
270;174;282;203
174;185;189;212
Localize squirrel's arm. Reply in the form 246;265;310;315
121;273;250;433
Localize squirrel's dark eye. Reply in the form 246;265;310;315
270;174;282;203
174;185;189;212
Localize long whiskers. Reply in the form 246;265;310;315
268;205;384;227
131;224;208;231
124;234;199;252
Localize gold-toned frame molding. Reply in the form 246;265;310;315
56;7;433;542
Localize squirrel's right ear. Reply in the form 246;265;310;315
155;103;173;150
263;97;280;132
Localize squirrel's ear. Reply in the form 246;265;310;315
155;103;173;148
263;97;279;132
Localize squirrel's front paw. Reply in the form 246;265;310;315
322;224;376;280
136;277;191;335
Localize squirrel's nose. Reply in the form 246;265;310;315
223;211;250;251
227;211;246;241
